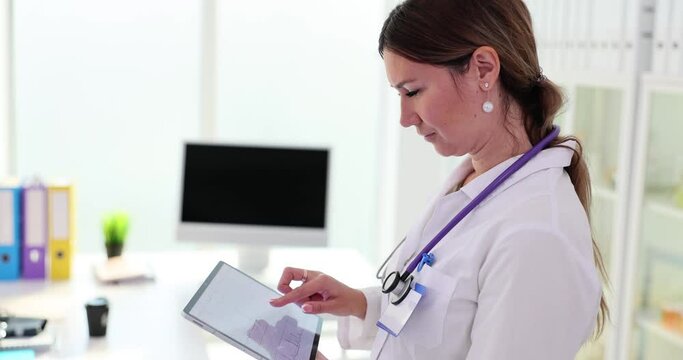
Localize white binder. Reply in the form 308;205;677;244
578;0;592;71
667;0;683;76
548;0;561;71
607;0;625;73
621;0;640;73
589;0;603;71
652;0;672;74
535;0;549;68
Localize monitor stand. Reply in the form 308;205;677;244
237;245;270;275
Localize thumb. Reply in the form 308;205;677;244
301;300;338;315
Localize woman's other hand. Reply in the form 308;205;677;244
269;267;367;319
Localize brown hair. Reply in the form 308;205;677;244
379;0;609;337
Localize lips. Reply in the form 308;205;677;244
423;133;436;142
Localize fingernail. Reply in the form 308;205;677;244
269;299;277;304
302;304;312;313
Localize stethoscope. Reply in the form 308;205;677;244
376;126;560;305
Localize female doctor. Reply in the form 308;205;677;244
270;0;609;358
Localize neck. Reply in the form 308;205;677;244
467;124;532;183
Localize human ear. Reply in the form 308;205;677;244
470;46;500;90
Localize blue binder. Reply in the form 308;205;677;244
0;180;22;280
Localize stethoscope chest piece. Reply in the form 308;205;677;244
382;271;414;305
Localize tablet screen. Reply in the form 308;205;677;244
183;262;321;360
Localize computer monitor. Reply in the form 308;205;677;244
177;142;329;250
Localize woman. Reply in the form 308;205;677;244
270;0;608;358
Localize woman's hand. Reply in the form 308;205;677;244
269;267;367;319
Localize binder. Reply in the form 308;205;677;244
22;182;48;279
578;0;592;71
568;0;581;69
533;0;549;67
48;183;75;280
590;0;610;71
621;0;640;73
558;1;574;70
607;0;624;73
652;0;672;74
551;0;564;71
547;0;559;71
668;0;683;76
0;179;22;280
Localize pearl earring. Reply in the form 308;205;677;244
482;82;493;113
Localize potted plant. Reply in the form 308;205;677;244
675;183;683;209
102;212;130;258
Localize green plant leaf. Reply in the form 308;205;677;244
102;211;130;245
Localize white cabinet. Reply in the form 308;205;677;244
546;74;636;360
531;0;657;358
620;76;683;360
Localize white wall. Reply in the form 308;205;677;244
214;0;386;261
0;0;10;178
14;0;201;252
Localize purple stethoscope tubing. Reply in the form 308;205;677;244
400;125;561;280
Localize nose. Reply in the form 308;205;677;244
399;97;420;128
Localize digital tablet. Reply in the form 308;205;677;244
182;261;322;360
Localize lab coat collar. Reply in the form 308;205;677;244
396;141;575;271
455;141;576;200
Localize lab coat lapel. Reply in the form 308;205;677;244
395;142;574;270
395;159;474;271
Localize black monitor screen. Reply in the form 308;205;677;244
181;144;328;228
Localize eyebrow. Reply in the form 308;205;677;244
391;79;416;89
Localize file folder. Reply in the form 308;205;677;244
653;0;672;74
22;182;48;279
577;0;592;70
668;0;683;76
621;0;640;72
0;179;22;280
48;184;75;280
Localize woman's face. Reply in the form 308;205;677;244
383;50;491;157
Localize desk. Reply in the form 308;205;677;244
0;248;376;359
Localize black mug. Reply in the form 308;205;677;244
85;297;109;337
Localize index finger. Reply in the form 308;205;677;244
270;277;323;307
277;267;306;294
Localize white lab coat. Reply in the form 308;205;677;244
337;143;602;360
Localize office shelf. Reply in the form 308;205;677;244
531;0;682;359
637;314;683;350
593;186;618;202
645;196;683;222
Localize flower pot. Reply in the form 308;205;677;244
105;243;124;258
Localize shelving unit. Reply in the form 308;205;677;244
636;314;683;351
594;186;619;202
645;196;683;222
549;71;637;360
529;0;655;359
500;0;683;358
619;74;683;360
